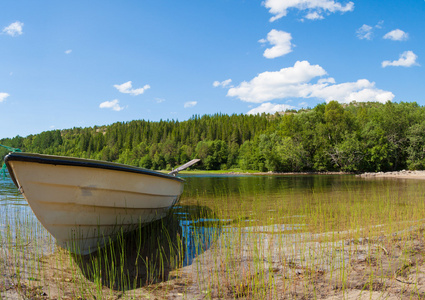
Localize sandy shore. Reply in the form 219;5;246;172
358;170;425;180
3;172;425;299
189;170;425;179
3;223;425;299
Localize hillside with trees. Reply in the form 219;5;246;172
2;101;425;173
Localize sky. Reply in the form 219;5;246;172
0;0;424;139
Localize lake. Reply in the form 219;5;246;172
2;173;425;259
2;173;425;298
180;174;425;232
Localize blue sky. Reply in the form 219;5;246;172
1;0;424;138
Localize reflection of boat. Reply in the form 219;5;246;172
180;217;221;266
73;205;221;289
172;206;222;266
5;152;198;255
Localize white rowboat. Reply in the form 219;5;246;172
5;152;192;255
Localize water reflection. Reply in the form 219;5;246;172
178;174;420;223
176;206;222;266
180;174;373;197
72;205;221;290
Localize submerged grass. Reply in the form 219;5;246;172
2;175;425;298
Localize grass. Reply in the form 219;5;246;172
2;175;425;298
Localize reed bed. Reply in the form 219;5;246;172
2;175;425;299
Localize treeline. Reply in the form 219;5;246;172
0;114;277;171
2;101;425;173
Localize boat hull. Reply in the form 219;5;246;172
5;153;185;254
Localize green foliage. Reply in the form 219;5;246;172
406;122;425;170
2;102;425;172
330;134;364;172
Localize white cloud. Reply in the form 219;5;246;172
155;98;165;103
213;79;232;88
305;12;324;20
356;24;373;40
227;60;394;104
113;81;150;96
247;103;295;115
227;61;327;103
260;29;293;59
263;0;354;22
0;93;10;102
2;21;23;37
383;29;408;41
356;22;384;40
375;20;384;29
308;79;394;103
184;101;197;108
65;49;72;54
99;99;124;111
382;51;419;68
318;77;336;84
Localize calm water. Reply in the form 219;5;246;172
180;174;425;226
0;174;36;228
2;173;425;263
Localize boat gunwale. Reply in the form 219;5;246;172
4;152;185;187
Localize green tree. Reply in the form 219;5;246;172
406;122;425;170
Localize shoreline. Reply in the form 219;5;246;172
181;169;425;179
178;170;354;176
3;220;425;299
357;169;425;180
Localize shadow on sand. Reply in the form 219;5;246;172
71;205;221;291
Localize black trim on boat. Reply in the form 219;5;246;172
4;152;185;187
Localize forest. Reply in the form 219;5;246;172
2;101;425;173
